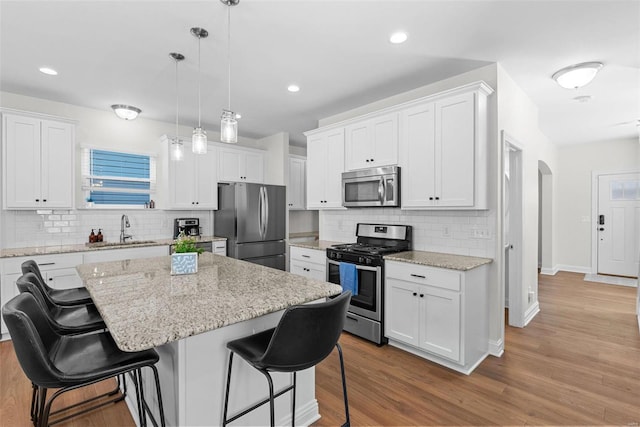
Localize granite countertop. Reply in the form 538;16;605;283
288;231;319;239
288;240;344;251
76;252;342;352
384;250;493;271
0;235;227;258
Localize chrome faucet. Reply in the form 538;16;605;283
120;214;132;243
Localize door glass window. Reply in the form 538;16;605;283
611;180;640;200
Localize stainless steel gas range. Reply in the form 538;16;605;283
326;223;412;345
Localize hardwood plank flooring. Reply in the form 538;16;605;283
1;271;638;426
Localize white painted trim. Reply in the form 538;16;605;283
488;339;504;357
556;264;592;274
0;107;78;124
540;267;558;275
523;301;540;326
387;339;488;375
278;399;321;427
305;81;494;136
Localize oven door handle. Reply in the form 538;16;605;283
327;259;379;272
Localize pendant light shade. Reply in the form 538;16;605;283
221;110;238;143
191;27;209;154
221;0;239;144
170;52;185;161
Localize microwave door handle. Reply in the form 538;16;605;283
378;177;385;204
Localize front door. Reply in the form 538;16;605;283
597;173;640;277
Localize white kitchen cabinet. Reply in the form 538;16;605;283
344;112;398;171
306;128;345;209
288;155;306;210
289;246;326;281
385;260;489;374
217;145;264;183
0;252;83;336
2;112;75;209
161;136;218;210
213;241;227;256
399;83;492;209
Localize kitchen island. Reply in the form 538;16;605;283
76;253;342;426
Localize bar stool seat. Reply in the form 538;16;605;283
2;292;165;427
21;260;92;306
16;273;105;334
223;291;351;427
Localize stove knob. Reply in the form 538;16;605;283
358;256;365;264
366;258;372;265
336;253;343;260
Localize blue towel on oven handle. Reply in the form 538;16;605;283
339;262;358;296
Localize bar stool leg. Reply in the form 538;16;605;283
291;371;297;427
222;352;235;427
258;370;276;427
30;382;38;425
336;343;350;427
149;365;166;427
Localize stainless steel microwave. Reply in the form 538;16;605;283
342;166;400;207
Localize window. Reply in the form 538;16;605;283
82;148;156;206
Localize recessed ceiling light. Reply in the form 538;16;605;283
389;32;408;44
39;67;58;75
288;84;300;93
552;62;603;89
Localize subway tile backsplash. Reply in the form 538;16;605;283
320;208;496;258
1;209;213;248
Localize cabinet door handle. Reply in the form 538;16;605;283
43;199;47;202
435;196;440;200
412;292;417;296
48;278;53;281
301;255;310;258
428;197;433;201
410;273;426;279
35;199;40;202
420;294;424;298
39;262;55;266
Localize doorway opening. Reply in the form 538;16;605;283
538;161;553;275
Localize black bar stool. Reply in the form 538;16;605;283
21;260;92;306
2;292;166;427
222;291;351;427
16;273;105;334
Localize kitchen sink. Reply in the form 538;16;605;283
86;240;158;248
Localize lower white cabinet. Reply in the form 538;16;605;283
213;241;227;256
0;252;84;336
385;260;488;374
289;246;326;281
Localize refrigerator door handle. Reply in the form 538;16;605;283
258;187;263;240
263;186;269;238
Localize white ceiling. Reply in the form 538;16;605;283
1;0;638;147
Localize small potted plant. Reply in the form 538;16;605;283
171;232;203;275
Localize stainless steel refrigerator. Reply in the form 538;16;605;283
214;182;286;270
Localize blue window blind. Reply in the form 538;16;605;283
83;149;154;206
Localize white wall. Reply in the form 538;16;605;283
496;64;557;326
555;137;639;272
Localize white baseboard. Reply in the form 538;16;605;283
555;264;591;274
279;399;320;427
488;338;504;357
524;301;540;326
540;267;558;275
584;274;638;287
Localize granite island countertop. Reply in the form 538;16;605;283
0;235;227;258
384;250;493;271
76;252;342;352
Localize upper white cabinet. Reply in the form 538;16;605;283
217;145;264;183
399;83;493;209
160;136;218;210
306;128;345;209
345;112;398;171
288;155;306;210
2;112;75;209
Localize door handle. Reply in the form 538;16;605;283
599;227;605;231
378;177;385;204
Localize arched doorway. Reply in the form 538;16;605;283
538;161;553;275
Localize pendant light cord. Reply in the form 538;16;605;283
227;4;231;111
175;58;179;139
198;34;202;128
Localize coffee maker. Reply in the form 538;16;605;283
174;218;200;239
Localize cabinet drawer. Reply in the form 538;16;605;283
1;253;84;275
386;261;461;292
290;246;326;265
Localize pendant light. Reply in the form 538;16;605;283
220;0;239;144
191;27;209;154
170;52;185;161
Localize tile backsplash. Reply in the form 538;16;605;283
1;209;213;248
320;208;496;258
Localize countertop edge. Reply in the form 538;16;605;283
384;250;493;271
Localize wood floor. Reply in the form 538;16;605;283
1;271;638;426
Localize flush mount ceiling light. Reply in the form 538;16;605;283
39;67;58;75
191;27;209;153
170;52;185;161
389;31;408;44
552;62;603;89
111;104;141;120
220;0;240;144
287;84;300;93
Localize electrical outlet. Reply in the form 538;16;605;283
442;226;451;237
528;290;535;303
472;228;490;239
